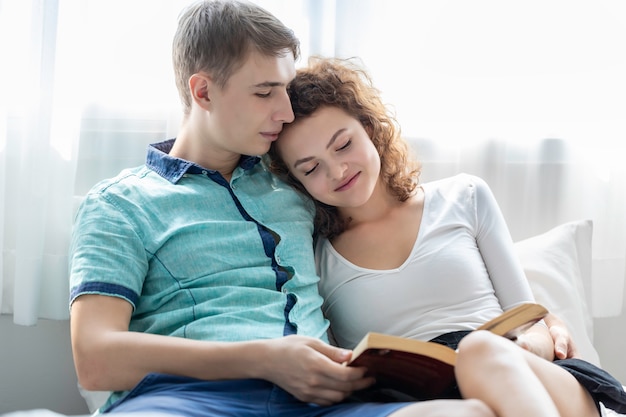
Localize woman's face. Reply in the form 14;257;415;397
276;106;381;209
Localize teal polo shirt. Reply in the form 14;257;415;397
69;138;329;343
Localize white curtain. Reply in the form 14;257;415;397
332;0;626;318
0;0;80;325
1;0;624;325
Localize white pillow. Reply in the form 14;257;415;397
514;219;601;365
78;382;110;414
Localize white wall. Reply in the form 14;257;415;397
0;315;88;415
595;316;626;383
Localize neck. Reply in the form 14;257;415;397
172;117;240;181
339;180;400;228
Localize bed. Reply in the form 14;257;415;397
3;219;625;416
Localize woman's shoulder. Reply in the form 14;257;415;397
422;173;490;194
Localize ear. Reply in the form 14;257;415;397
189;73;212;110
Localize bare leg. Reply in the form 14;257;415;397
389;398;496;417
455;330;599;417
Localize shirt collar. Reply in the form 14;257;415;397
146;139;261;184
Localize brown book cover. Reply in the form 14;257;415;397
347;302;548;400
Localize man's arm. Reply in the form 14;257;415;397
70;294;374;405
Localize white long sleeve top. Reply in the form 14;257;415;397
316;173;535;348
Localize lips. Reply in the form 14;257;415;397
261;131;280;141
335;172;360;191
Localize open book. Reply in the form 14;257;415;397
347;302;549;401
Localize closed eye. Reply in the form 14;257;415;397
255;91;271;98
304;163;319;176
337;139;351;151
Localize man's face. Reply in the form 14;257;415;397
206;50;296;158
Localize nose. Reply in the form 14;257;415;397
327;161;348;181
273;89;295;123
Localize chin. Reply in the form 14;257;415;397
242;145;269;157
256;142;273;155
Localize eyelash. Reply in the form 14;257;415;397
303;140;352;177
304;164;318;176
255;92;271;98
338;140;351;151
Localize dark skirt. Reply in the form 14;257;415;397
430;331;626;414
555;358;626;414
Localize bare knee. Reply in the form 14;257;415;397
455;331;521;395
460;398;497;417
457;330;517;366
389;398;495;417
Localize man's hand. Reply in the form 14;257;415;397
259;335;375;406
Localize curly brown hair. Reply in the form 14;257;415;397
268;57;421;240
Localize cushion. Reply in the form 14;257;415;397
514;219;601;365
78;383;109;414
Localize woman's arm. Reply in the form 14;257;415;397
472;176;577;360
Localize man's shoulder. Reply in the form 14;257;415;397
88;165;153;194
79;165;161;214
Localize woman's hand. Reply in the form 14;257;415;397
514;322;555;361
515;313;580;361
544;313;580;359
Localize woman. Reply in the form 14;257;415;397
269;57;626;417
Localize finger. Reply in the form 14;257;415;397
554;339;568;359
550;331;567;359
549;326;569;359
314;342;353;364
554;343;567;359
567;342;580;359
296;375;374;406
514;335;530;351
303;389;350;406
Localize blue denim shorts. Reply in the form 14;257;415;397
104;374;411;417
